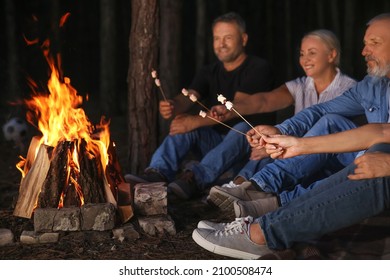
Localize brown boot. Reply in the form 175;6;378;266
168;170;199;200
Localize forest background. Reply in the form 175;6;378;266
1;0;389;174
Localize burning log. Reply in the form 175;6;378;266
13;143;51;218
37;140;106;209
13;30;132;224
13;137;128;221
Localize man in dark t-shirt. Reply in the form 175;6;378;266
127;12;275;200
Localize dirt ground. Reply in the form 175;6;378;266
0;116;239;260
2;116;390;260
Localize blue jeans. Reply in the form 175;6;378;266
148;122;251;189
236;157;275;181
250;114;359;204
257;143;390;250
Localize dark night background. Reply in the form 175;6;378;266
0;0;390;171
1;1;390;262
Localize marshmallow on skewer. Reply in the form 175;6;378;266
182;88;189;96
189;94;198;102
185;92;210;112
151;69;167;101
225;101;233;111
199;110;207;118
217;94;265;137
198;110;247;136
217;94;227;104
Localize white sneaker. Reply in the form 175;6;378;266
197;216;254;231
221;181;239;188
192;216;272;259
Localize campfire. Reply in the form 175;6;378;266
13;39;133;224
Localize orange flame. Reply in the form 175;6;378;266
21;39;111;208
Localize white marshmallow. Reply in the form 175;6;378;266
225;101;233;110
199;110;207;118
189;94;197;102
181;88;189;96
217;94;227;104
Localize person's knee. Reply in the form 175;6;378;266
317;114;349;126
305;114;356;137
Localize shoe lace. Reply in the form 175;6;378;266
221;181;238;188
215;216;253;237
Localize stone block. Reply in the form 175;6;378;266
20;231;38;244
134;182;167;216
138;215;176;236
0;228;14;246
112;223;140;242
80;203;116;231
20;230;59;244
34;207;81;232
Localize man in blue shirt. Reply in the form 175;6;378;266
126;12;275;200
193;13;390;259
209;12;390;218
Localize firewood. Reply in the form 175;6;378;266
22;136;43;175
13;144;51;218
38;141;70;208
78;139;106;204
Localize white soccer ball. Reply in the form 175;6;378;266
2;117;28;143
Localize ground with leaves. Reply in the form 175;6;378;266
1;117;390;260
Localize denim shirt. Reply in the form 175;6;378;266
275;75;390;137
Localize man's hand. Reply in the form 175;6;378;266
210;105;233;122
261;134;302;159
169;114;198;135
159;99;175;119
348;152;390;180
250;147;269;160
246;125;280;149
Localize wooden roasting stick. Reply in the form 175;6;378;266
182;88;211;112
199;110;247;136
217;94;266;138
151;70;168;101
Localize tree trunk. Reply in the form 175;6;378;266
127;0;159;174
158;0;182;141
100;0;117;116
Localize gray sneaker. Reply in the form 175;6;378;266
206;181;274;215
234;197;279;218
192;216;272;259
197;216;253;231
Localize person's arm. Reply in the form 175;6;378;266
232;85;294;115
159;89;202;119
210;85;294;122
263;123;390;159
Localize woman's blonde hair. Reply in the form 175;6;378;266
303;29;341;66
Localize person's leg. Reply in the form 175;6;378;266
278;139;390;205
190;122;251;189
236;157;275;182
251;114;358;193
257;143;390;250
148;127;223;181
